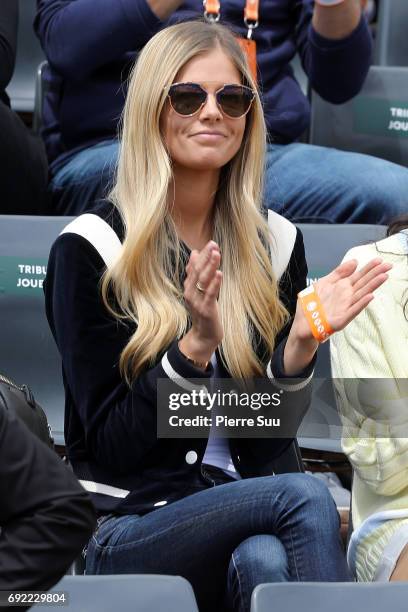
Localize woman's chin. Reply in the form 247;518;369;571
175;155;230;172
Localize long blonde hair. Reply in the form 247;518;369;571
102;20;288;381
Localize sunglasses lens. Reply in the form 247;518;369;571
169;84;207;115
218;86;254;118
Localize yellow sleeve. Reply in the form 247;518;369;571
330;255;408;497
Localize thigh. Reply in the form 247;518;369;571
50;140;119;215
86;473;348;609
264;143;408;224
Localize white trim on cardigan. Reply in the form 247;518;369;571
267;209;297;280
60;213;122;268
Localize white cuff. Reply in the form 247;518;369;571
161;352;208;393
315;0;345;6
266;360;314;392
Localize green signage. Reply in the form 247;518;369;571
0;257;47;295
307;269;327;285
353;97;408;139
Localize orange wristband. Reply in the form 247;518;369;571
298;285;334;343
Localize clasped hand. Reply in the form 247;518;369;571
178;241;223;365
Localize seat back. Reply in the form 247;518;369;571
290;55;308;97
375;0;408;66
309;66;408;167
31;574;199;612
297;224;386;452
6;0;45;112
252;582;408;612
0;216;73;445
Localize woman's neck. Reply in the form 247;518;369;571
170;166;220;251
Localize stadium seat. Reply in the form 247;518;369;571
6;0;45;112
297;223;386;452
375;0;408;67
0;215;73;445
251;582;408;612
33;61;48;134
291;55;308;97
309;66;408;167
30;574;199;612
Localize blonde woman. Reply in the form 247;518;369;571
45;21;390;612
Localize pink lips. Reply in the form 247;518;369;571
192;131;226;141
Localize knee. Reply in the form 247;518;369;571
231;535;287;576
280;473;339;529
227;535;289;605
346;162;408;223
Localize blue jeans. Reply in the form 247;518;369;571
50;139;408;223
85;473;350;612
50;140;118;216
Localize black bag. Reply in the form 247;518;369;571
0;373;54;449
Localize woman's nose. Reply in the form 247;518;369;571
199;93;223;120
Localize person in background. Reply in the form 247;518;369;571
0;0;48;215
0;405;96;603
331;214;408;582
36;0;408;221
45;21;392;611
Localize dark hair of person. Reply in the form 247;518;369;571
387;214;408;237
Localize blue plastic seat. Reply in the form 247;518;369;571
309;66;408;167
31;574;199;612
251;582;408;612
0;215;73;446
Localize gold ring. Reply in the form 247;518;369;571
195;282;206;294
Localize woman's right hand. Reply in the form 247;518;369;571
179;241;223;366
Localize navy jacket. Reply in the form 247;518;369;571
35;0;372;168
44;201;315;516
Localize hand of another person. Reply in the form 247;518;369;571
178;241;223;365
293;257;392;342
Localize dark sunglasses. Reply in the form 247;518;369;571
167;82;255;119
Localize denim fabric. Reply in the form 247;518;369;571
50;139;408;223
226;534;290;611
49;140;119;216
85;473;350;612
264;143;408;225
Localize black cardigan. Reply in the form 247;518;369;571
45;201;315;515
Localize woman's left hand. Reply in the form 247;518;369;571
283;257;391;376
293;257;392;342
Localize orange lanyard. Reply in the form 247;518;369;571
203;0;259;40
